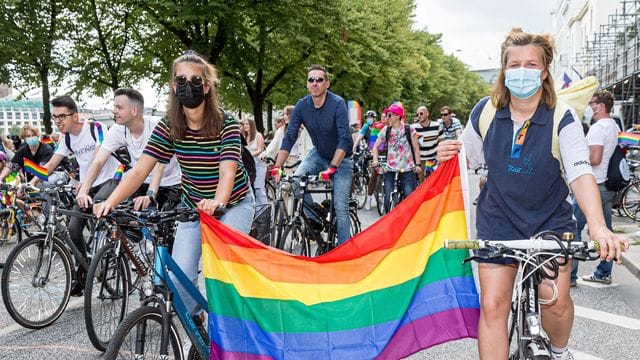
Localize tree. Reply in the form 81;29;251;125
0;0;67;134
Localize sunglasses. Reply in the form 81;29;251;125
307;77;325;83
441;113;450;116
175;75;204;87
386;113;397;118
417;112;425;116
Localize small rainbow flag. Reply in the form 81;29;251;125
113;164;125;181
23;158;48;181
618;132;640;146
348;100;362;127
40;135;54;145
424;160;436;172
201;156;479;359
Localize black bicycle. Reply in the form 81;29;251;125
445;231;602;360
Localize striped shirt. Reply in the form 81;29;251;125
143;118;250;209
411;121;442;162
440;117;463;140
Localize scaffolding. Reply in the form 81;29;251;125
575;0;640;126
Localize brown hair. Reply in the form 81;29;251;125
307;64;329;80
492;28;557;110
591;90;614;113
166;51;223;140
284;105;294;117
20;124;40;139
243;118;258;142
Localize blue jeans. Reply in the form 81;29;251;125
571;184;615;281
253;157;269;206
294;147;353;245
383;171;417;213
171;191;255;313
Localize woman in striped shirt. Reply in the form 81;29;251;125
94;50;255;313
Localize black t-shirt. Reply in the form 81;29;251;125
11;143;54;181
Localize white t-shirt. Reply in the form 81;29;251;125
586;117;620;184
102;118;181;187
55;121;121;187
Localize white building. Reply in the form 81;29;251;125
0;99;45;135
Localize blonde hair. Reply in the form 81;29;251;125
166;51;223;140
492;28;557;110
20;124;40;139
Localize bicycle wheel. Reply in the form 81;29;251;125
84;243;130;351
622;181;640;221
266;180;276;202
351;173;368;209
282;221;310;256
0;213;22;267
273;201;288;250
349;208;361;236
375;178;385;216
104;305;183;360
1;235;72;329
389;192;402;212
21;202;44;237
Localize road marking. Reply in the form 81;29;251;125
573;351;604;360
574;305;640;330
0;297;84;337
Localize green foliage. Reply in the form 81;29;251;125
2;0;490;131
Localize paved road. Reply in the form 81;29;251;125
1;171;639;359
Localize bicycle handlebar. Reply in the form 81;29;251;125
444;239;601;252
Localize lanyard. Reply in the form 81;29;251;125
511;120;530;159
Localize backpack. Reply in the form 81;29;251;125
385;124;418;166
605;145;631;191
64;120;131;170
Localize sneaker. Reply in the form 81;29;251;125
581;273;612;285
70;281;84;297
552;349;574;360
364;195;373;211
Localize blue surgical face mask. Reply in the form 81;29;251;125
366;118;374;125
26;136;39;147
504;67;542;99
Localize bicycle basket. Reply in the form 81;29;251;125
249;203;271;245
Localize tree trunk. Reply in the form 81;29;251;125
40;67;52;134
266;102;273;134
251;94;264;134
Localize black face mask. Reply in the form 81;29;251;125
176;82;205;109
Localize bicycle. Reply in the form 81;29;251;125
84;202;179;351
0;176;97;329
376;163;416;214
445;231;602;360
351;144;371;209
104;207;218;360
373;155;387;215
0;182;44;267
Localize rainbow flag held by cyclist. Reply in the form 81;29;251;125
200;155;479;359
618;131;640;146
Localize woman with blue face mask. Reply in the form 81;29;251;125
437;28;629;360
0;124;54;183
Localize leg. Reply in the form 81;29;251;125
332;156;353;245
367;166;378;196
594;185;615;278
383;172;394;213
220;191;255;234
400;171;418;200
477;263;518;360
68;205;88;265
571;200;586;283
252;159;269;206
539;260;574;350
171;220;202;313
293;148;325;222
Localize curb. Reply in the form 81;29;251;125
621;252;640;280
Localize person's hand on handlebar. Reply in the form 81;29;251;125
76;192;93;209
437;140;462;163
93;201;114;218
133;194;154;211
588;225;629;263
270;165;283;182
197;199;225;217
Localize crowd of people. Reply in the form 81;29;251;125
0;27;632;360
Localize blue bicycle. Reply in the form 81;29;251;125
104;207;224;360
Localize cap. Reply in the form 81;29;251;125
384;103;405;119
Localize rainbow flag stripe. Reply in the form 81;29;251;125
618;132;640;146
113;164;125;181
424;160;436;171
23;158;48;181
201;156;479;359
40;135;54;145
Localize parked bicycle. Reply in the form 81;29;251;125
445;231;602;360
104;208;217;360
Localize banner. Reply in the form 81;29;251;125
201;155;479;359
348;100;362;127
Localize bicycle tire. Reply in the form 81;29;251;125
0;212;22;266
1;235;72;329
622;181;640;221
351;173;368;209
273;201;288;250
282;221;310;256
266;180;276;202
104;305;183;360
84;243;130;351
389;192;401;212
375;177;385;216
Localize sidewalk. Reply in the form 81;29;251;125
612;215;640;279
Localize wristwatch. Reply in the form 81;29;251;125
146;190;156;200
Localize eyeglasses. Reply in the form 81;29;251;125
441;113;450;116
175;75;204;87
307;77;325;83
417;112;425;116
51;113;75;121
386;113;396;118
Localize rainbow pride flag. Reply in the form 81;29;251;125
201;156;479;359
348;100;362;127
424;160;436;172
23;158;48;181
618;132;640;146
40;135;54;145
113;164;125;181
